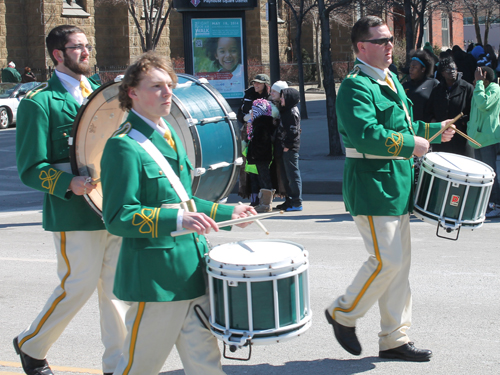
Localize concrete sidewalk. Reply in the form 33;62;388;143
298;90;344;195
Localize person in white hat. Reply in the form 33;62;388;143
2;61;21;83
269;80;289;118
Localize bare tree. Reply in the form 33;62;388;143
96;0;173;52
462;0;498;46
317;0;353;156
283;0;318;119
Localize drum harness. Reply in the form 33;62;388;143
128;128;197;213
128;128;252;358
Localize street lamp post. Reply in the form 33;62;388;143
268;0;280;83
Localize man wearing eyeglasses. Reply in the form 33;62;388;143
324;16;455;362
14;25;127;375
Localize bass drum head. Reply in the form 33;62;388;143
70;81;127;216
70;75;241;217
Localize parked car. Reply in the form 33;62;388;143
0;81;42;129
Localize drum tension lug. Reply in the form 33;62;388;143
222;341;252;361
435;223;460;241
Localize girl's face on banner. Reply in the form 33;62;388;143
215;37;240;72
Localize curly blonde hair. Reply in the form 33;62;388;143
118;51;178;111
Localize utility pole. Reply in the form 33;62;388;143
268;0;280;83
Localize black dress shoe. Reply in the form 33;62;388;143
324;309;361;355
13;337;54;375
103;373;113;375
379;342;432;362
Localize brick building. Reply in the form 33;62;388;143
0;0;464;83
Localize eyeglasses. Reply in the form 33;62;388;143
360;36;394;46
443;69;457;73
61;44;93;52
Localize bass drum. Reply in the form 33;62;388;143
69;74;241;216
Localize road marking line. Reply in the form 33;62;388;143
0;361;102;374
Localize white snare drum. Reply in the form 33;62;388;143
414;152;495;234
206;240;312;349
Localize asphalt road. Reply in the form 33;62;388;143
1;126;499;375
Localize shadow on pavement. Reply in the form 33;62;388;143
160;356;385;375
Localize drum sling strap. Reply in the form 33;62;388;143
128;128;196;212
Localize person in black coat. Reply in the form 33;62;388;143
236;73;271;124
451;45;477;85
403;50;439;121
275;88;302;211
246;99;276;212
424;57;474;157
403;50;440;185
237;73;271;205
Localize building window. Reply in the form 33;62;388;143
442;12;450;48
62;0;90;18
422;15;429;44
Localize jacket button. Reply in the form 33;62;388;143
180;165;184;171
196;238;200;242
63;132;67;136
159;171;163;175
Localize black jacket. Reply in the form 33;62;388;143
403;77;439;121
237;86;270;124
452;46;477;84
247;115;275;163
277;88;300;153
424;73;474;155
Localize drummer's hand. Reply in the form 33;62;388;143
232;205;258;228
182;212;219;235
69;176;97;196
440;120;456;142
413;136;430;157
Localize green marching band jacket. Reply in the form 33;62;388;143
16;73;105;231
337;59;444;217
100;111;234;302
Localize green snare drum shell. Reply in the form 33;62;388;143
212;274;306;333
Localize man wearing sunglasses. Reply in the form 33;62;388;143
324;16;456;362
14;25;127;375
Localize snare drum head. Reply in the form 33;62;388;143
422;152;495;182
208;239;306;273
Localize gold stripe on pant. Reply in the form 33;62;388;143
114;294;225;375
17;230;128;373
329;214;412;351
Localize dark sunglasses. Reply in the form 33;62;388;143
360;36;394;46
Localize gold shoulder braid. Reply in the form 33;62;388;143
346;65;361;79
112;122;132;138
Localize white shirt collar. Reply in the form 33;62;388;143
55;69;92;106
131;109;168;137
356;58;391;80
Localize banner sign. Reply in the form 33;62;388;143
192;18;245;99
174;0;257;11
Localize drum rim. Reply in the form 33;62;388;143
173;74;241;202
422;152;495;181
206;239;307;272
413;208;484;229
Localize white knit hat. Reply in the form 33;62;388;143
8;61;15;68
271;80;288;93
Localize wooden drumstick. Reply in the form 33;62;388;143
171;210;284;237
428;112;463;143
90;178;100;185
239;202;269;235
451;127;482;148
